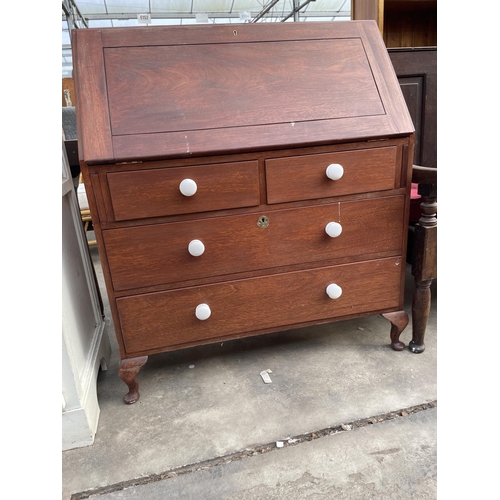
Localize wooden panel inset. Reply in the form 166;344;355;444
104;39;384;136
117;257;403;354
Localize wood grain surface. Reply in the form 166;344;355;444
72;21;415;380
266;146;398;204
107;160;259;221
117;257;403;354
103;196;404;291
104;39;383;136
72;21;414;163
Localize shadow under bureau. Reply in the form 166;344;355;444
72;20;416;403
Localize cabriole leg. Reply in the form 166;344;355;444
119;356;148;404
382;311;409;351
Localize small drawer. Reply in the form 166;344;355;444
106;160;260;221
103;196;404;292
117;257;403;354
265;146;398;204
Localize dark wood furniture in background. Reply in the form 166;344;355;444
392;48;437;353
389;47;436;169
352;0;436;167
410;165;436;353
72;21;415;403
351;0;437;48
353;0;437;353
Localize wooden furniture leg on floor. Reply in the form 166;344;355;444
409;166;437;354
119;356;148;404
383;311;410;351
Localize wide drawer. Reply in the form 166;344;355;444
117;257;403;354
265;146;398;204
104;196;405;292
106;160;260;221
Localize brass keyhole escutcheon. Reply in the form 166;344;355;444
257;215;269;228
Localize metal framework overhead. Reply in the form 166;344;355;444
62;1;351;78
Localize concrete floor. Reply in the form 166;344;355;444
62;245;437;500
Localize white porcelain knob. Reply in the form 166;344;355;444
325;222;342;238
326;163;344;180
188;239;205;257
326;284;342;299
179;178;197;196
195;303;211;320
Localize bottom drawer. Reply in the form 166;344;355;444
117;257;403;355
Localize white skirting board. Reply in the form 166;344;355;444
62;140;111;451
62;321;110;450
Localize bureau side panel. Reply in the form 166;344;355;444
79;164;129;359
358;21;415;135
72;30;114;163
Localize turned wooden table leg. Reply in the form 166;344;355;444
410;279;432;353
119;356;148;404
410;179;437;355
382;311;409;351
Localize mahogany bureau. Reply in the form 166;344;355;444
72;20;415;404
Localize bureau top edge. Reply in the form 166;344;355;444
82;134;414;168
78;20;382;47
83;136;411;170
